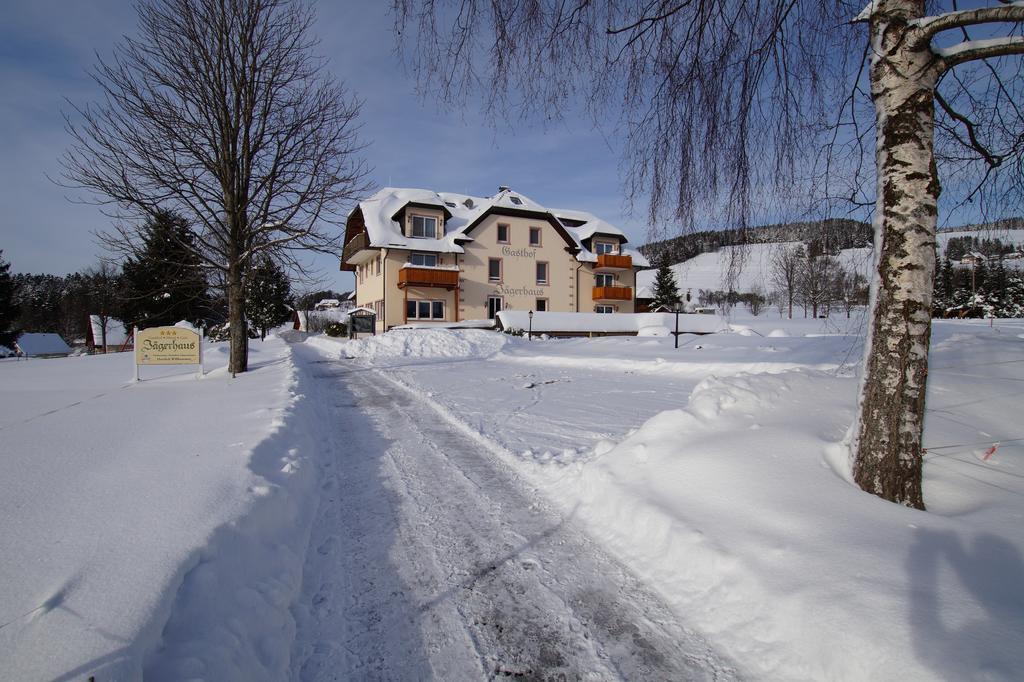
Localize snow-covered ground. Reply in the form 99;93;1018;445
313;313;1024;681
3;313;1022;680
0;339;318;681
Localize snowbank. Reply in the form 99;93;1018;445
365;316;1024;681
338;328;509;361
521;353;1024;681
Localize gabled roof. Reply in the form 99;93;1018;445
89;316;130;347
342;187;649;266
15;333;71;356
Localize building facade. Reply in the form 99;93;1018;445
341;187;649;330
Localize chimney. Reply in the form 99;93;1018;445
498;185;510;192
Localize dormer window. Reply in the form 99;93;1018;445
411;215;438;238
594;240;617;255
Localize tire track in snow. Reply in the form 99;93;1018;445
289;344;736;680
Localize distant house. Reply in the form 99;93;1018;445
292;307;351;332
14;333;72;358
960;251;988;266
87;316;133;353
314;297;354;313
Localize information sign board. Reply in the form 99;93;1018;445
133;326;203;380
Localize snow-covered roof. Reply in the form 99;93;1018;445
15;333;71;356
347;187;649;267
89;315;130;347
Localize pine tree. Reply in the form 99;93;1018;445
933;256;954;315
245;258;293;340
0;251;19;349
650;264;682;311
120;211;210;330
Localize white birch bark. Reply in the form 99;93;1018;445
853;0;942;509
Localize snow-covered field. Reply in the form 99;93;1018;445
2;314;1022;680
636;242;875;297
637;228;1024;299
937;228;1024;250
0;340;318;681
315;314;1024;681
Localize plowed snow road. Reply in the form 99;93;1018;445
289;342;736;681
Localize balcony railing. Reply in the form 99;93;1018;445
595;253;632;270
593;286;632;301
398;267;460;289
342;232;371;265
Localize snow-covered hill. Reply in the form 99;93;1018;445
636;242;874;298
936;228;1024;250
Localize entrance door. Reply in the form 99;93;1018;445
487;296;503;319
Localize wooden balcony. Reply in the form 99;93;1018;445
341;232;373;269
398;266;460;289
593;286;632;301
595;253;632;270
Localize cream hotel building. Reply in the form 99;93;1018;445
341;187;649;331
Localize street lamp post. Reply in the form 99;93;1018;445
674;301;681;349
528;310;534;340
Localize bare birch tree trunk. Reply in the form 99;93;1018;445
853;1;942;510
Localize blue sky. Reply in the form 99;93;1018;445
0;1;648;293
1;2;1014;292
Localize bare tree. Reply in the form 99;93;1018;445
83;260;122;353
798;253;837;319
394;0;1024;509
771;244;804;319
62;0;370;373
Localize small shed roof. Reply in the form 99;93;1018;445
16;333;72;356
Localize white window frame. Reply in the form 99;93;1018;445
406;299;445;320
411;214;438;238
410;252;438;267
496;223;510;244
595;304;615;314
529;226;542;247
535;298;548;312
536;261;549;285
594;240;618;255
488;257;503;283
595;272;616;287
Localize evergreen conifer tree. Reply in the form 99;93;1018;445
120;211;210;330
0;250;19;349
245;258;293;340
650;264;682;311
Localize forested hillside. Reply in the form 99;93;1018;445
640;217;1024;268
